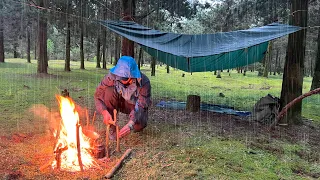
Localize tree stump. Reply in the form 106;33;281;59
186;95;201;112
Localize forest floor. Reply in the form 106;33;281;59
0;59;319;179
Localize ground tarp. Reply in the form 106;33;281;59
99;20;301;72
156;101;251;116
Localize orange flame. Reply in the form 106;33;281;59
52;95;97;171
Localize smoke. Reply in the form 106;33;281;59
28;104;61;135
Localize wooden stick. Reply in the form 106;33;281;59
76;123;84;171
104;149;132;179
269;87;320;130
106;124;110;158
86;109;89;127
114;109;120;152
56;148;61;170
92;111;96;125
39;156;55;171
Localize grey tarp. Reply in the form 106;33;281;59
99;20;301;72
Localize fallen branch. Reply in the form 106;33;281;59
270;87;320;130
105;149;132;179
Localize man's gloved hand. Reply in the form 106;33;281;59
102;110;112;125
119;120;134;139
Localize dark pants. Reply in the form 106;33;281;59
103;86;146;132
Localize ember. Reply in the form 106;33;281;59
51;95;97;172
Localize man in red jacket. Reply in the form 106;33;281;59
94;56;151;139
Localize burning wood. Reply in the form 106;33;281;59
50;95;98;172
39;93;133;175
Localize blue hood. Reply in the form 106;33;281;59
110;56;141;79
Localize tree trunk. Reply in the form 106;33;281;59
102;30;107;69
280;0;308;124
311;26;320;90
138;47;142;70
186;95;201;112
13;43;19;58
37;0;48;73
114;35;120;65
102;6;107;69
121;0;135;57
263;42;272;77
0;1;4;63
34;23;37;60
274;49;279;75
216;70;221;78
166;65;169;73
96;36;101;68
151;57;156;76
27;27;31;63
141;51;144;65
80;24;85;69
65;21;71;71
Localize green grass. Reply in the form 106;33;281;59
149;64;319;121
0;58;319;134
0;58;319;179
164;137;319;179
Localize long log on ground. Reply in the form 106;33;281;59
270;87;320;130
105;149;132;179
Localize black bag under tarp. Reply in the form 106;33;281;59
251;94;280;124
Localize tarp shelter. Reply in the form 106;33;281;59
99;20;302;72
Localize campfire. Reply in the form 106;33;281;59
39;93;132;178
51;95;98;172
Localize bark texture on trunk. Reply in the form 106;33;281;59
80;23;85;69
151;57;156;76
27;28;31;63
280;0;308;124
65;21;71;71
37;0;48;73
0;6;4;63
102;30;107;69
96;36;101;68
114;35;120;65
186;95;201;112
263;42;272;77
138;47;142;70
34;23;37;60
311;25;320;90
121;0;135;57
